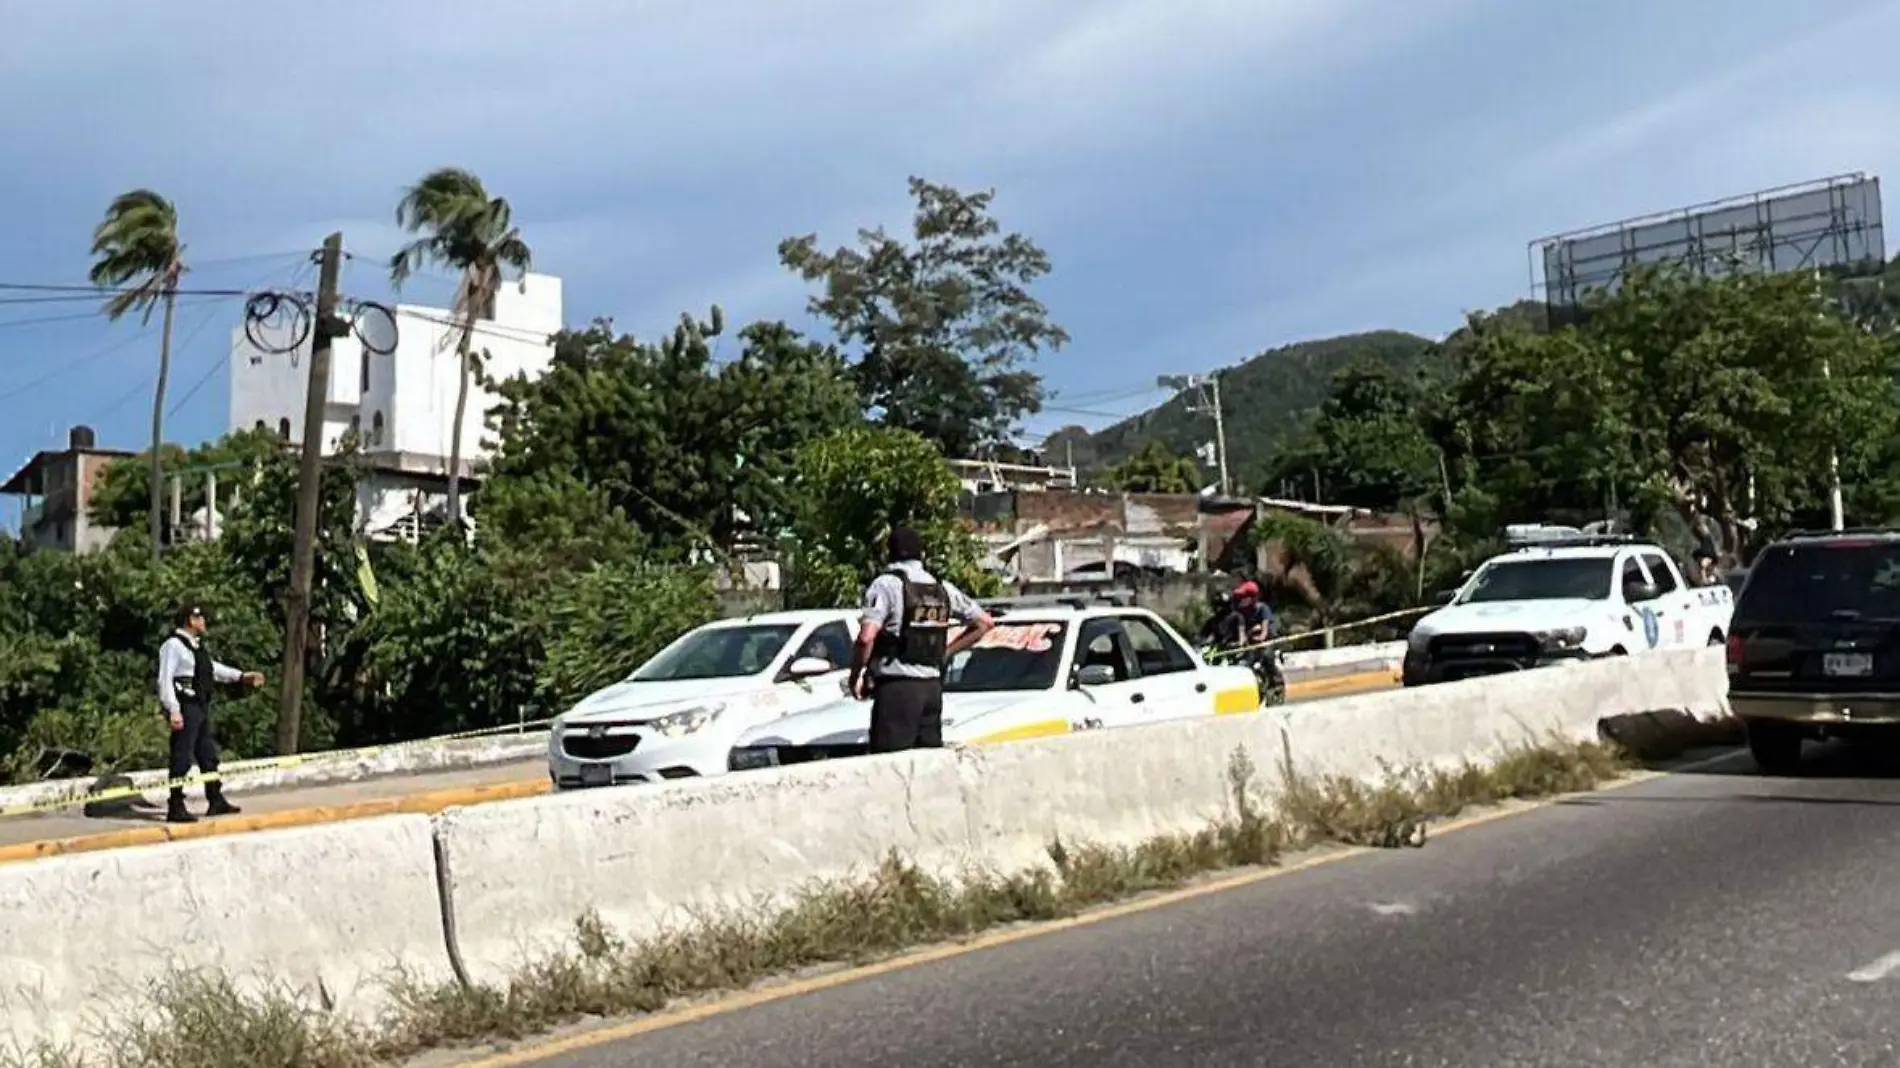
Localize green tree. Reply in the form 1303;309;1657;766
88;189;185;560
389;167;534;528
782;426;995;608
483;315;860;557
1106;440;1203;494
780;177;1069;456
1267;362;1441;510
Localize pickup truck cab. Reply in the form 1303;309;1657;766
1402;536;1733;686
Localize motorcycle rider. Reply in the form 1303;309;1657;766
1202;579;1287;702
1230;580;1281;646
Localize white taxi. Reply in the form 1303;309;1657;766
547;609;858;788
726;600;1260;770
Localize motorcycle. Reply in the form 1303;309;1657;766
1198;640;1287;707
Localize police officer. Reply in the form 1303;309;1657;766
848;527;993;753
155;601;265;824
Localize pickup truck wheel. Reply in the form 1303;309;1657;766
1746;720;1803;775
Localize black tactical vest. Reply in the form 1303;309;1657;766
168;635;215;708
881;570;953;669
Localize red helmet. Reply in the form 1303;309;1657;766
1232;580;1260;599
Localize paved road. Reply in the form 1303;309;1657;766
522;744;1900;1068
0;665;1390;853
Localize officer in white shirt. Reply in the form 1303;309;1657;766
155;600;264;823
848;528;992;752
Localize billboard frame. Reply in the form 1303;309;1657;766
1529;172;1885;322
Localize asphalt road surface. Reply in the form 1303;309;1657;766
518;743;1900;1068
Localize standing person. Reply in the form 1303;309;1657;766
156;600;265;824
848;527;994;753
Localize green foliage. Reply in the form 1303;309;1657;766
1105;440;1203;494
783;426;995;607
1436;266;1900;554
87;189;182;322
484;318;861;557
534;564;718;711
780;177;1068;457
1266;362;1441;510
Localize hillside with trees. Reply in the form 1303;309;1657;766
1047;330;1441;488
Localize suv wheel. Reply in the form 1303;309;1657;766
1745;720;1803;775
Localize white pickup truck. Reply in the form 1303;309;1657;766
1402;537;1734;686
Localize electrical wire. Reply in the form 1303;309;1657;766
0;282;251;296
167;257;316;420
394;306;556;346
0;292;234;332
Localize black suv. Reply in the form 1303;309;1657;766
1728;530;1900;772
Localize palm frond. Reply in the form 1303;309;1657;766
88;190;182;321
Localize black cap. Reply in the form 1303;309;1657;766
887;526;926;563
173;601;210;628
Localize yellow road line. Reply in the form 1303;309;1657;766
454;760;1696;1068
1285;668;1398;700
0;779;551;866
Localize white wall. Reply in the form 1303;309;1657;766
227;272;562;463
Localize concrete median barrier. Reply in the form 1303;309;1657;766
956;713;1289;873
0;814;452;1054
435;751;975;982
12;649;1735;1057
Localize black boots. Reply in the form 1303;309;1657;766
166;784;241;823
166;788;197;824
204;781;241;817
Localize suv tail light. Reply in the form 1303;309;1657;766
1727;633;1745;668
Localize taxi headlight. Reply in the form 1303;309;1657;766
648;703;727;738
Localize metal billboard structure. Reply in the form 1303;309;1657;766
1531;173;1885;323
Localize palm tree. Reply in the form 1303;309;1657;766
389;168;532;529
89;190;184;561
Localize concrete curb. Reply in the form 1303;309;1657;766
0;779;552;866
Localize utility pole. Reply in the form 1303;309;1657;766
1815;266;1845;532
1157;371;1231;496
1826;357;1844;530
276;232;344;756
1209;371;1230;497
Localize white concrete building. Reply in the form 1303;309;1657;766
228;273;562;538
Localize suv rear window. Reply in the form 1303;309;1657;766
1737;541;1900;623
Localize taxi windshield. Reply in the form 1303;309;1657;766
945;622;1068;693
629;624;798;681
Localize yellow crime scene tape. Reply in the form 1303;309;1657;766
0;717;558;820
0;608;1423;823
1203;605;1431;662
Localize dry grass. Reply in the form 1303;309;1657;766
7;736;1635;1068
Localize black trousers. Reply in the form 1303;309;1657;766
867;676;944;754
169;702;222;796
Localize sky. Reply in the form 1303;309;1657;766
3;0;1899;485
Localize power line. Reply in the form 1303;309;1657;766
0;282;252;297
162;302;248;420
393;306;556;346
0;293;234;332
